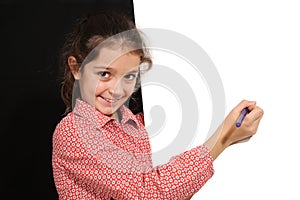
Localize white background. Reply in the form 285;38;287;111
134;0;300;199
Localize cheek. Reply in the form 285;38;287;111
95;82;107;95
83;79;99;94
124;82;137;95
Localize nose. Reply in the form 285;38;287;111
108;78;124;98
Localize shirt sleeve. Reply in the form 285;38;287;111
52;118;214;200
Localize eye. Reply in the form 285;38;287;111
124;73;137;81
97;71;111;80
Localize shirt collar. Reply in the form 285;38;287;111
119;104;139;128
73;99;139;128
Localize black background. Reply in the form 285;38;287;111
0;0;135;199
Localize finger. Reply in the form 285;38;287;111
247;104;257;111
235;100;256;112
247;106;264;121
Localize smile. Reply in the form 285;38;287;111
100;96;121;103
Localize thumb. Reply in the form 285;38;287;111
235;100;256;111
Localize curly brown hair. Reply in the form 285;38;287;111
59;11;152;114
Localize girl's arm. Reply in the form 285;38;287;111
204;100;264;160
52;100;263;200
184;100;263;200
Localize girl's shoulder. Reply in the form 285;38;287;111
53;112;77;133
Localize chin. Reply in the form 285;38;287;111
98;108;113;115
96;105;118;116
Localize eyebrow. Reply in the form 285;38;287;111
128;69;139;73
94;66;112;70
93;66;139;74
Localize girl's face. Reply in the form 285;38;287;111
77;48;140;119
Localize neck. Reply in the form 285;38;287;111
110;109;122;122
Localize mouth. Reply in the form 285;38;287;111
99;96;121;104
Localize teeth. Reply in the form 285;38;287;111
103;97;118;103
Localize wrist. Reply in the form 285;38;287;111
204;124;231;160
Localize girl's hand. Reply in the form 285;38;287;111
221;100;264;147
204;100;264;160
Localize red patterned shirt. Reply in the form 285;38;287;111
52;99;214;199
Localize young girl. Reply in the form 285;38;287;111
52;11;264;200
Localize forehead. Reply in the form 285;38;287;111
85;47;141;72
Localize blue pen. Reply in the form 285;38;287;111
235;107;250;127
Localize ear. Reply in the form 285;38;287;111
68;56;80;80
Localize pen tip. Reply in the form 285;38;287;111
236;122;241;127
